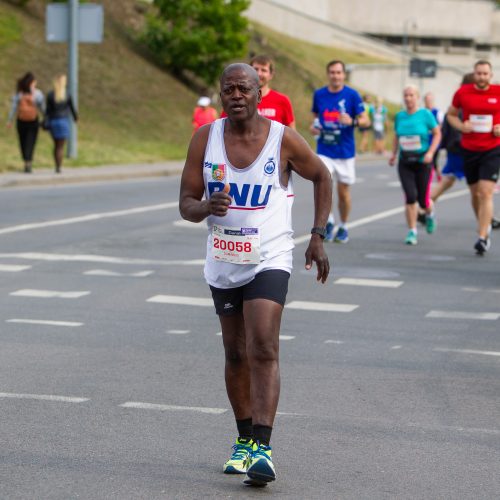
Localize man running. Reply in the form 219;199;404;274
221;55;295;128
179;63;331;487
311;60;370;242
447;60;500;255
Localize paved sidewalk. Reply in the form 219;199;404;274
0;161;185;188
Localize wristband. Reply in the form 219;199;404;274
311;227;327;239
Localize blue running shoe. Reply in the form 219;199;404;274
325;222;334;242
243;443;276;486
334;226;349;243
223;438;253;474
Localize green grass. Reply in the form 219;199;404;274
0;0;396;173
0;10;21;48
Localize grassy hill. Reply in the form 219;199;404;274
0;0;388;172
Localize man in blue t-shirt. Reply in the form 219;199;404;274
311;60;369;242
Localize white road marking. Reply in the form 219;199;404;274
426;310;500;321
0;202;178;236
216;331;222;336
334;277;403;288
0;252;205;266
462;286;500;294
84;269;154;277
294;188;469;245
167;329;190;335
324;340;344;344
390;345;402;350
286;300;358;313
6;319;83;327
279;335;295;340
0;264;31;272
173;219;206;230
10;289;90;299
147;295;213;307
0;392;89;403
433;348;500;358
120;402;227;414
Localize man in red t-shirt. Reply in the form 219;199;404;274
447;60;500;255
192;96;218;135
221;55;295;129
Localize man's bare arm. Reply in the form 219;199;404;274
447;105;472;133
179;125;231;222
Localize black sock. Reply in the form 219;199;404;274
236;418;253;440
253;424;272;446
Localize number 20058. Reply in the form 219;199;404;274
213;238;252;253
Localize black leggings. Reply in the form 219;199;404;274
16;119;39;162
398;160;433;209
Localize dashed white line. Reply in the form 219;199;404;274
167;329;190;335
334;277;403;288
0;392;89;403
0;264;31;272
433;348;500;358
10;289;90;299
0;202;178;235
84;269;154;277
390;345;402;350
286;300;358;313
462;287;500;294
120;402;227;414
279;335;295;340
147;295;213;307
426;310;500;321
6;319;83;327
0;252;205;266
324;340;345;344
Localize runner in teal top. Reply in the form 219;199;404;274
394;108;437;161
389;85;441;245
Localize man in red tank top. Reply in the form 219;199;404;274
447;60;500;255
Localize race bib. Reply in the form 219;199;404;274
211;224;260;265
399;135;422;151
469;114;493;133
320;129;341;146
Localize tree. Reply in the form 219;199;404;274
142;0;250;87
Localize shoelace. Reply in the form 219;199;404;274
230;443;251;460
252;446;272;460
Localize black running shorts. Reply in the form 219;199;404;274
209;269;290;316
462;146;500;185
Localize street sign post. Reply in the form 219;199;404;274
409;58;437;78
46;2;103;158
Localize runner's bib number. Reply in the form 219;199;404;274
469;114;493;133
320;129;341;146
211;224;260;265
399;135;422;151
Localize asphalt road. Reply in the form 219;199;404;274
0;160;499;499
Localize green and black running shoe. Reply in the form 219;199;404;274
244;442;276;486
223;437;253;474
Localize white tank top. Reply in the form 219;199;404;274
203;118;294;288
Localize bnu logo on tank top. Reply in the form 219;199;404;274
207;182;272;209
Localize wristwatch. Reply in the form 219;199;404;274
311;227;327;239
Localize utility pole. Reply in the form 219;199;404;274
68;0;78;158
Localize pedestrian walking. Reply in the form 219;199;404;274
447;59;500;255
44;74;78;173
370;96;389;155
179;63;331;487
389;85;441;245
6;72;44;173
311;60;370;243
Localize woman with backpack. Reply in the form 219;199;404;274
7;72;45;173
44;74;78;173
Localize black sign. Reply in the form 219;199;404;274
409;58;437;78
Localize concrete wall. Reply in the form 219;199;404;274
348;64;500;114
245;0;402;61
264;0;495;40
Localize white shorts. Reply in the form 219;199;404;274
318;155;356;185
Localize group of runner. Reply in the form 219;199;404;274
179;57;500;488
